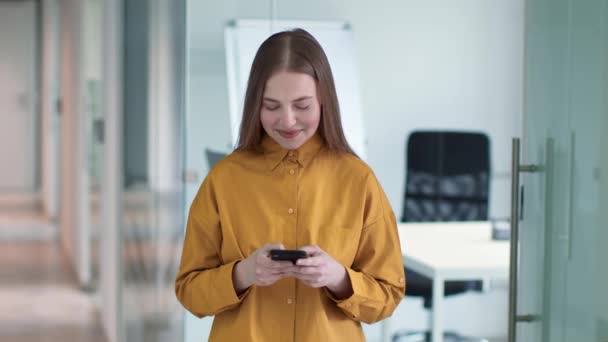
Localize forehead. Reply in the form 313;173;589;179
263;71;317;100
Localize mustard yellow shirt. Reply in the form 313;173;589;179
175;134;405;342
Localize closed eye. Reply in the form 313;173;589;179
264;105;280;111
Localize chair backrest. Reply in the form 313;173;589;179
401;131;490;222
205;149;228;170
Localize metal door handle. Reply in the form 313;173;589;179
516;314;541;323
567;132;575;260
508;138;544;342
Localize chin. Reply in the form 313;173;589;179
281;141;301;149
278;138;304;150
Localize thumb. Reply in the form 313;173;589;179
298;245;323;256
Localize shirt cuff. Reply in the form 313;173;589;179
213;259;251;310
324;267;365;320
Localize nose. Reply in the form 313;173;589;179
279;108;297;127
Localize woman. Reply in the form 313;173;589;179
175;28;405;341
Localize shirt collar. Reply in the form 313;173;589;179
261;133;324;171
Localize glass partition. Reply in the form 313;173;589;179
120;0;187;341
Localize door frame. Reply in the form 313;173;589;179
40;0;61;220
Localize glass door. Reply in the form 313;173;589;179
562;0;608;340
515;0;608;341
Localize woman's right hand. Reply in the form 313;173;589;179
232;243;294;294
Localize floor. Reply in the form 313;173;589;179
0;194;184;342
0;208;106;342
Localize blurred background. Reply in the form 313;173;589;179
0;0;606;342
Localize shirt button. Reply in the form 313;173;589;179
288;208;294;214
399;277;405;283
288;151;295;157
287;298;293;304
289;169;295;175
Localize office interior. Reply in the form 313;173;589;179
0;0;606;342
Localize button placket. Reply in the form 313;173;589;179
283;153;299;326
282;152;299;252
286;150;299;164
285;153;298;218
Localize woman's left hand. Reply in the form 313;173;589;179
293;245;353;299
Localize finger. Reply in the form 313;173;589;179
257;253;287;267
263;265;297;278
279;265;299;273
259;273;282;283
257;254;274;267
268;269;288;276
296;255;324;267
294;274;315;283
258;278;276;286
267;260;294;269
294;273;320;282
298;245;323;256
262;266;295;278
279;269;296;277
293;265;322;276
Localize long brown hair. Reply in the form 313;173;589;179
235;28;356;156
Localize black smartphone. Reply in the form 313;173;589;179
269;249;307;264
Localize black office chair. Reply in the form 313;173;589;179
205;148;228;170
393;131;490;342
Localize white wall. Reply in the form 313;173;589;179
188;0;523;219
0;1;38;192
187;2;268;160
344;1;524;219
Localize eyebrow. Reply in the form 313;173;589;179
263;96;313;103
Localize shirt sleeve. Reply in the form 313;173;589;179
326;171;406;324
174;174;250;318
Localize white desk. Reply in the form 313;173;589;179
397;221;510;342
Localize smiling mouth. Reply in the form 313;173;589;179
278;130;301;139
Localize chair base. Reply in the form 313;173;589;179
392;330;489;342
